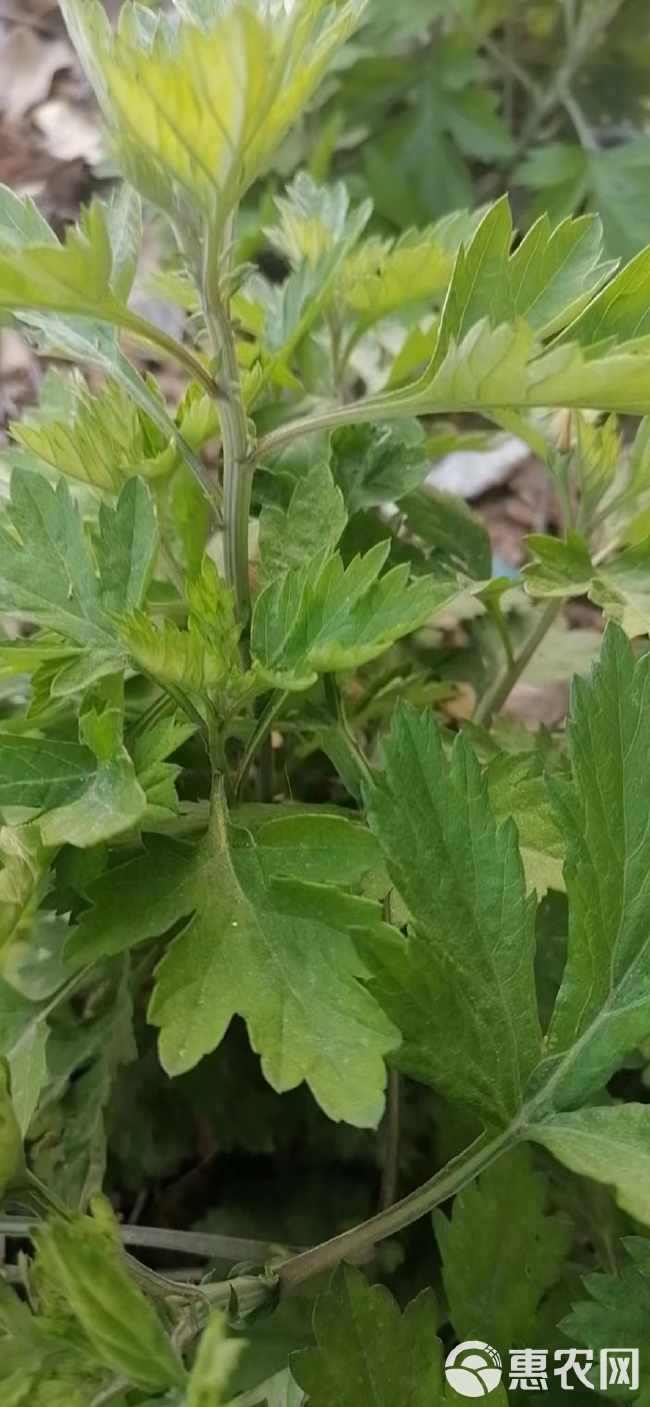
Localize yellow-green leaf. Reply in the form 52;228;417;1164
62;0;367;233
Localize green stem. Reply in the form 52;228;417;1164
279;1125;518;1291
479;25;537;101
202;226;251;627
140;669;208;746
324;675;374;789
0;1216;301;1265
127;691;173;747
235;691;288;798
515;0;623;156
474;598;563;728
118;308;221;399
485;598;515;670
252;400;374;465
560;88;598;152
90;1378;130;1407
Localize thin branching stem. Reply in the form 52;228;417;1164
279;1125;518;1290
235;691;289;798
473;598;563;727
119;308;221;399
202;223;252;628
324;675;374;789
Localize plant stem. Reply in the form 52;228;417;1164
127;691;173;747
479;25;537;102
119;308;221;399
90;1378;130;1407
235;691;288;799
140;669;208;746
474;598;563;727
324;675;374;789
202;226;251;626
252;400;375;465
279;1125;518;1290
561;88;598;152
485;598;515;670
0;1216;302;1265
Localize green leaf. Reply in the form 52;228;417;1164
94;478;158;616
169;462;211;581
0;470;108;648
0;1275;106;1406
268;173;363;269
559;236;650;351
0;184;57;248
104;183;142;303
0;186;211;497
364;703;542;1127
0;470;157;652
258;461;347;585
258;173;372;376
121;556;242;700
524;531;650;639
415;318;650;418
0;825;48;946
0;199;131;326
0;977;47;1058
522;533;594;598
573;412;621;528
33;1202;186;1391
338;208;484;323
433;1147;572;1355
7;1021;48;1136
32;964;135;1209
587;138;650;262
187;1312;243;1407
486;751;565;897
292;1264;442;1407
517;143;590;228
131;713;197;824
36;703;146;850
0;736;97;812
526;627;650;1115
354;201;650;422
251;543;460;690
400;484;492;580
231;1369;305;1407
62;0;366;234
66;784;398;1127
589;539;650;637
11;371;168;494
434;201;615;354
530;1105;650;1227
329;422;430;515
0;1058;25;1198
256;813;381;887
561;1236;650;1389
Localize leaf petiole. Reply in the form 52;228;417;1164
234;690;289;798
278;1124;520;1290
473;597;563;727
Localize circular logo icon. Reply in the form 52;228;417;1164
444;1341;503;1397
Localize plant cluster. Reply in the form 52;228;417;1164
291;0;650;261
2;1;650;1403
